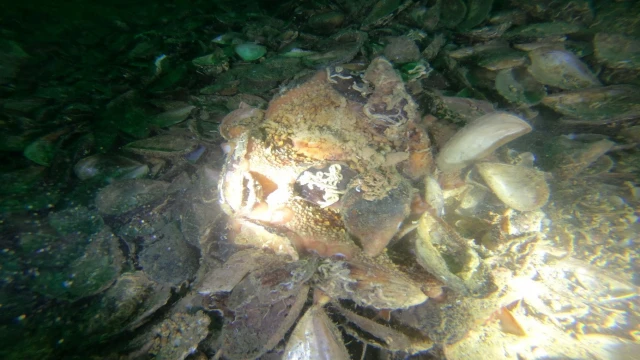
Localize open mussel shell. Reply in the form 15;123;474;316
283;305;349;360
475;162;550;211
436;112;532;172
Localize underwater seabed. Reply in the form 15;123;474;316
1;0;640;359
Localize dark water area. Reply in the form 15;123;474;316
1;1;639;359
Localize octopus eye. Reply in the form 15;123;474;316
294;163;357;208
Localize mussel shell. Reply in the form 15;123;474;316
283;305;350;360
476;162;549;211
541;85;640;124
436;112;532;172
527;48;601;90
495;67;546;105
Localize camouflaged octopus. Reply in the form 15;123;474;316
212;57;443;359
218;57;433;261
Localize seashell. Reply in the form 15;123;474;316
89;271;171;333
439;0;467;28
23;129;68;166
149;105;195;127
497;306;527;337
594;33;640;71
415;212;487;296
212;32;245;45
461;22;512;42
458;0;494;30
505;22;582;40
541;85;640;124
302;30;367;68
425;176;445;217
495;67;546;105
223;279;308;360
123;135;198;157
308;11;345;34
95;179;170;215
139;222;199;286
341;176;413;256
527;48;601;90
489;9;527;25
315;257;427;309
427;93;495;125
476;48;527;71
546;136;615;179
283;305;349;360
74;154;149;181
198;249;283;295
436;112;532;172
146;311;211;360
361;0;405;29
475;162;549;211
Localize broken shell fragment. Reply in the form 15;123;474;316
436;112;532;172
283;305;349;360
475;162;549;211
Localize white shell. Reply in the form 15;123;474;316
283;305;349;360
436;112;532;172
476;162;550;211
